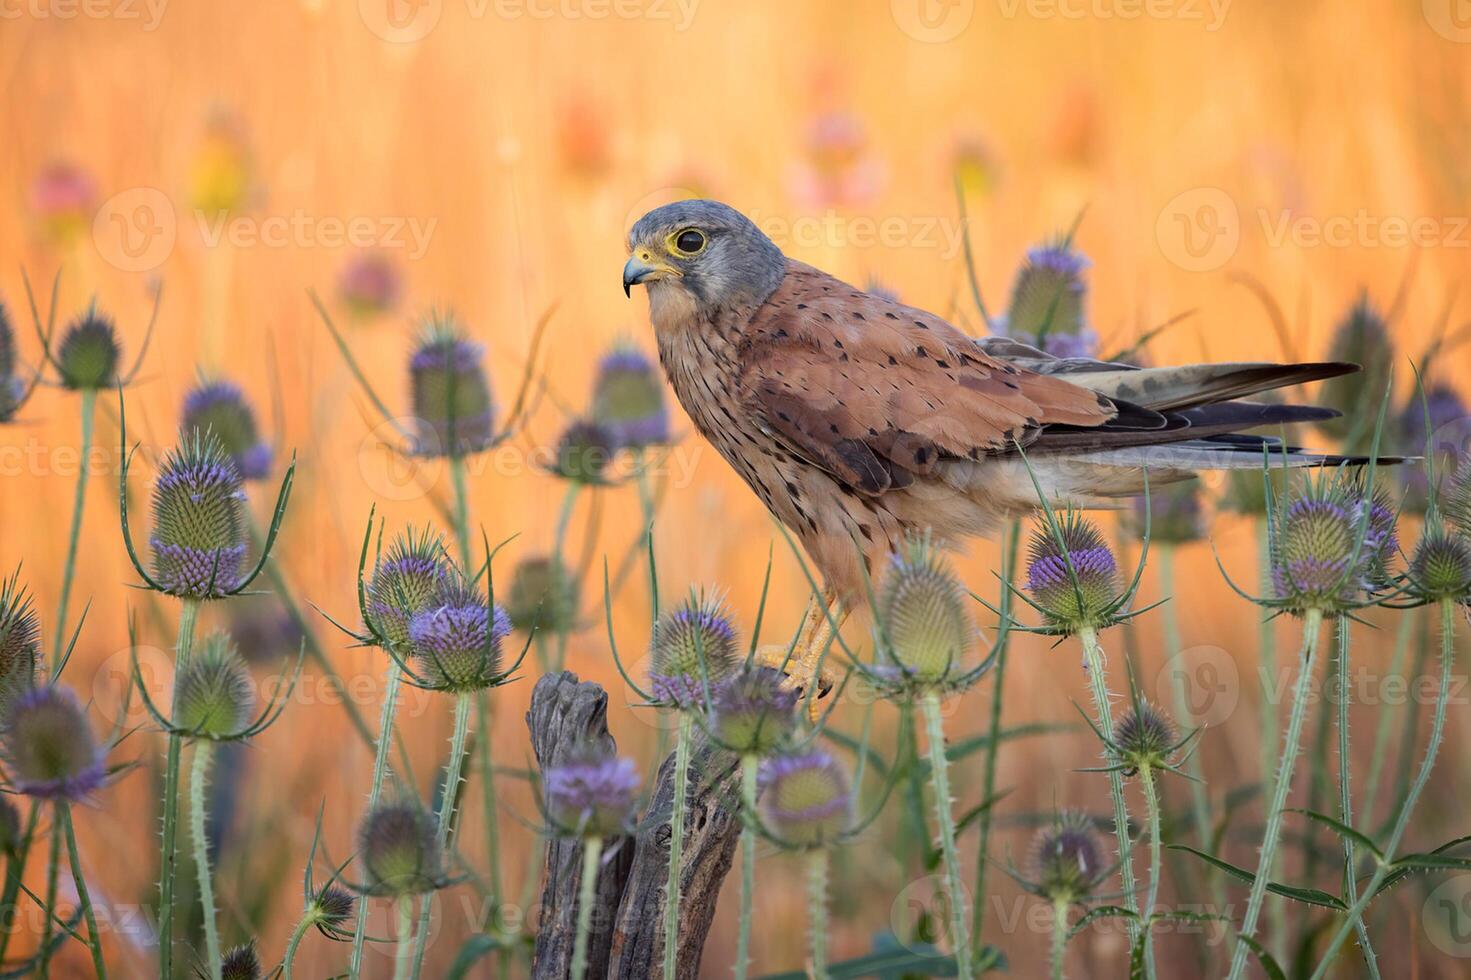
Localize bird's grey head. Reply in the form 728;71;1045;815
622;200;786;319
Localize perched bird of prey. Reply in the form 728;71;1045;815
623;199;1362;695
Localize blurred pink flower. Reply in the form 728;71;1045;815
30;162;97;246
787;110;886;209
557;95;612;177
338;252;402;319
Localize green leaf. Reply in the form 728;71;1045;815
1169;844;1348;910
757;943;963;979
1237;934;1288;980
1067;905;1139;942
943;723;1077;764
445;934;502;980
1288;808;1383;860
1390;854;1471;872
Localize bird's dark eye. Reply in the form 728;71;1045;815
674;229;706;254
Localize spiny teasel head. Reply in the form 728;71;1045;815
1006;240;1091;352
218;940;262;980
407;577;512;692
591;344;669;448
338;252;402;319
1398;384;1467;515
0;574;40;714
1407;530;1471;604
1317;296;1394;446
149;431;248;599
173;633;255;739
1447;457;1471;539
366;527;452;650
1027;810;1106;904
1362;487;1401;587
759;749;852;849
0;301;22;422
357;799;441;896
1;685;107;801
311;884;355;927
505;555;580;634
1026;511;1120;631
543;744;642;838
649;595;740;707
1112;700;1178;775
408;314;496;458
1270;479;1380;612
877;538;972;685
181;379;272;480
710;667;799;755
56;305;122;391
551;419;616;483
1128;481;1204;545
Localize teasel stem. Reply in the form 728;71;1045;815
37;809;62;976
60;802;107;979
349;663;405;978
410;690;474;974
974;520;1019;946
191;740;223;980
0;802;39;962
449;455;473;570
1226;607;1323;980
1333;616;1379;976
1361;608;1415;824
1076;626;1140;937
159;597;201;979
1254;520;1286;962
392;896;415;980
1309;599;1458;979
570;836;604;980
52;386;96;668
663;711;693;980
807;848;830;980
1049;896;1068;980
735;753;759;980
549;482;580;673
1139;763;1163;980
921;692;972;975
282;910;313;980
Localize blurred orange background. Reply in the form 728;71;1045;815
3;1;1471;976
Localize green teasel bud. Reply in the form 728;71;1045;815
1407;531;1471;604
174;633;255;739
552;419;616;483
877;539;972;684
649;595;740;707
760;749;852;849
366;527;453;650
0;574;40;715
357;799;441;896
219;940;262;980
56;305;122;390
505;555;580;634
1028;810;1106;904
312;884;355;926
1317;296;1394;447
1025;511;1120;631
1112;700;1178;775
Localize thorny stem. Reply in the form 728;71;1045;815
410;691;474;975
663;712;693;980
61;803;108;979
921;692;972;976
1226;607;1323;980
1077;627;1140;938
282;910;314;980
1254;520;1286;962
350;664;405;978
1160;548;1213;870
449;455;472;570
37;808;62;976
735;754;759;980
1335;616;1379;977
0;802;39;962
159;597;201;979
191;741;223;980
1309;599;1458;979
974;521;1019;947
1362;608;1415;825
1050;897;1068;980
476;694;504;941
53;387;96;667
570;836;604;980
807;848;830;980
1140;765;1163;980
392;896;415;980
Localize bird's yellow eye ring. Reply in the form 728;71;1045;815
668;228;707;256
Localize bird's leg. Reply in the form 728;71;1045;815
755;591;848;714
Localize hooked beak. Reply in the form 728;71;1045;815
622;251;678;297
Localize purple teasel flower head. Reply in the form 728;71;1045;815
710;667;799;755
759;748;852;850
1270;478;1393;612
1026;510;1121;631
1;685;107;802
1027;810;1107;904
356;799;442;897
181;378;272;481
543;745;642;838
365;527;454;651
149;431;248;599
550;419;618;484
408;314;496;458
877;539;973;687
649;595;740;709
406;578;512;693
591;344;670;449
338;252;402;319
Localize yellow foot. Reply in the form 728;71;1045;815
753;644;839;720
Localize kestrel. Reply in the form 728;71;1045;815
623;199;1358;695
